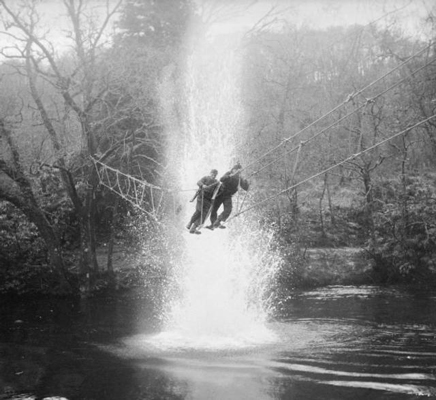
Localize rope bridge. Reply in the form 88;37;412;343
92;158;169;221
92;111;436;225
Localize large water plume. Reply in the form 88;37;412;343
155;26;281;351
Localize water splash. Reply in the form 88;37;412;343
154;223;279;350
154;26;280;351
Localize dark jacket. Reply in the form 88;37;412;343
218;171;249;197
197;175;219;199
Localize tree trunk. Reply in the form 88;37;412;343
325;173;335;225
400;136;409;234
107;195;121;274
0;120;71;293
362;168;375;243
78;165;100;294
319;174;327;237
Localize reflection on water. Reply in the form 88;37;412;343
1;286;436;399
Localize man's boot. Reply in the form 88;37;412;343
189;223;201;235
213;219;225;229
205;222;215;230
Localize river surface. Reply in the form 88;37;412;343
1;285;435;400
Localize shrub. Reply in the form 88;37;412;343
368;177;436;284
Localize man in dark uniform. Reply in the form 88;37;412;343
187;169;219;234
207;163;249;230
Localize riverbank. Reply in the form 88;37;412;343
302;247;372;286
95;244;374;289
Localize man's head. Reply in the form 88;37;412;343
231;162;242;173
210;169;218;178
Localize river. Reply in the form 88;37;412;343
1;285;435;399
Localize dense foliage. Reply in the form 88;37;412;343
369;174;436;284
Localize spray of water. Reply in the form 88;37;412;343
151;27;281;351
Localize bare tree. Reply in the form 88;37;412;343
0;0;122;289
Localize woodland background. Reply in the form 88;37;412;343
0;0;435;296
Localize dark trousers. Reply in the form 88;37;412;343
210;195;232;225
189;196;212;227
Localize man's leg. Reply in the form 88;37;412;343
189;219;201;234
207;197;223;229
209;197;223;225
189;199;212;234
214;197;232;228
200;199;212;225
187;209;200;229
188;194;205;229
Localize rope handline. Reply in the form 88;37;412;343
240;41;434;176
246;54;436;180
227;113;436;222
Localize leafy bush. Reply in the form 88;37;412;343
0;202;47;267
368;177;436;283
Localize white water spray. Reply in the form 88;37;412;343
153;28;280;351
